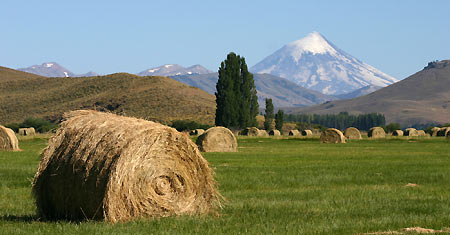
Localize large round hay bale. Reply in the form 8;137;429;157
288;130;300;136
258;130;269;137
368;127;386;138
344;127;362;140
392;130;404;136
431;127;441;136
404;128;418;137
189;129;205;136
417;130;427;137
437;127;450;137
320;128;346;143
196;126;237;152
0;125;20;151
268;130;281;136
241;127;259;136
301;130;313;137
32;110;220;223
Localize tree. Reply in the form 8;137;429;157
264;98;274;130
385;123;401;133
215;52;258;128
275;109;284;131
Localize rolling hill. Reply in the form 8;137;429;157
170;72;335;107
0;66;215;124
285;60;450;126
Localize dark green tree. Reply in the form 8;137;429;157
215;52;258;128
385;123;401;133
275;109;284;131
264;98;274;130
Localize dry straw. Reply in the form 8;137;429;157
269;130;281;136
437;127;450;137
241;127;260;136
320;128;346;143
343;127;362;140
258;130;269;137
196;126;237;152
0;125;20;151
301;130;313;137
289;130;300;136
368;127;386;138
32;110;221;223
18;127;36;136
403;128;418;137
392;130;404;136
417;130;427;137
189;129;205;136
431;127;441;136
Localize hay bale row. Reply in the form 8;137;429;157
344;127;362;140
0;125;20;151
368;127;385;138
269;130;281;136
289;130;300;136
32;110;220;223
392;130;403;136
189;129;205;136
437;127;450;137
196;126;237;152
301;130;313;137
18;127;36;136
320;128;346;143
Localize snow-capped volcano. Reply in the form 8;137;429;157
137;64;212;76
250;32;398;95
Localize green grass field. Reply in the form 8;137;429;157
1;136;449;234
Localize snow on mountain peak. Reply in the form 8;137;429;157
287;32;337;61
45;63;54;68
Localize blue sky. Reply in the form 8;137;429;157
1;0;449;79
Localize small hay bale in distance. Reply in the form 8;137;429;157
404;128;418;137
18;127;36;136
437;127;450;137
241;127;260;136
190;129;205;136
344;127;362;140
431;127;441;136
196;126;237;152
392;130;404;136
289;130;300;136
417;130;427;137
269;130;281;136
447;131;450;139
258;129;269;137
320;128;346;143
32;110;221;223
368;127;386;138
301;130;313;137
0;125;20;151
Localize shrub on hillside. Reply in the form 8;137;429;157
6;118;58;133
170;120;212;132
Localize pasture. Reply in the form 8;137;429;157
1;135;449;234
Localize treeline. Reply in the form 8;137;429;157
284;112;386;131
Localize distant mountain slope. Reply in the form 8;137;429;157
170;72;335;107
18;62;98;77
334;85;382;99
250;32;398;95
0;67;215;124
286;60;450;126
138;64;212;76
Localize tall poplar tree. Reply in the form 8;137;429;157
264;98;274;130
275;109;284;131
215;52;258;128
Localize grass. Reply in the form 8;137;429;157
1;136;449;234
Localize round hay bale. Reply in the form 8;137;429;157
431;127;441;136
417;130;426;137
403;128;418;137
19;127;36;136
288;130;300;136
437;127;450;137
368;127;386;138
0;125;20;151
301;130;313;137
268;130;281;136
258;130;269;137
320;128;346;143
344;127;362;140
189;129;205;136
32;110;221;223
196;126;237;152
447;131;450;139
241;127;259;136
392;130;404;136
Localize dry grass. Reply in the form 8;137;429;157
0;125;20;151
196;126;237;152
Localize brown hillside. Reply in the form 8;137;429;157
286;60;450;126
0;67;216;124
